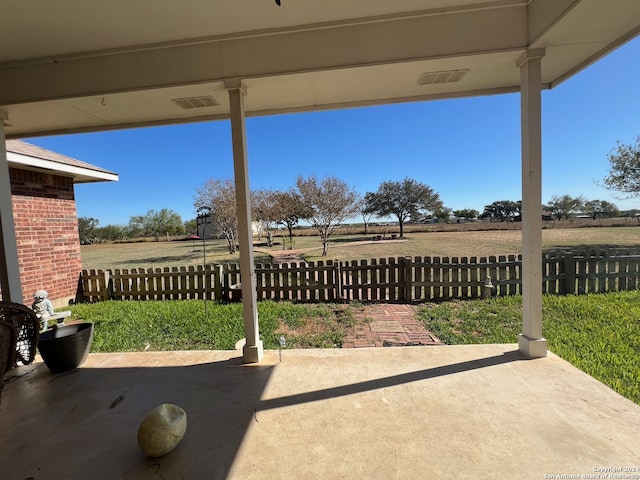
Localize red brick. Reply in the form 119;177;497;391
0;167;82;304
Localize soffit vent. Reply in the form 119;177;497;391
172;95;219;109
418;69;468;86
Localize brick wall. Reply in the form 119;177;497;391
7;167;82;307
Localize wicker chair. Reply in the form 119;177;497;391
0;320;17;376
0;301;40;369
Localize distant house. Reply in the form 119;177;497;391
2;140;118;307
513;212;554;222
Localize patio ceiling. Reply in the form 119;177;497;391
1;0;639;138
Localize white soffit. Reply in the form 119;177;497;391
3;83;230;136
0;0;639;137
3;52;523;136
530;0;640;86
0;0;518;62
244;52;522;113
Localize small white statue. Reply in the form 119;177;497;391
32;289;55;331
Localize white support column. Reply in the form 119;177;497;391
0;112;24;303
226;80;263;364
517;49;547;358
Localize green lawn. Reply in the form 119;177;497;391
67;290;640;406
68;300;357;352
417;291;640;405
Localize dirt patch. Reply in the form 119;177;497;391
272;304;363;349
254;239;406;264
275;316;333;341
253;245;320;264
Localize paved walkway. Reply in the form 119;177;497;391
342;303;442;348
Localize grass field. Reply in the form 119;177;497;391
80;226;640;270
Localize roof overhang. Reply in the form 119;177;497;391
0;0;639;138
6;140;118;183
7;151;119;183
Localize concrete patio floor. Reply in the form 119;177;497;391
1;344;639;480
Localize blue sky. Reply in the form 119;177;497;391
26;36;640;227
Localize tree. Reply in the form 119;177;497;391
271;189;308;240
183;218;197;236
480;200;519;222
365;178;443;238
433;207;453;223
544;195;584;220
96;224;127;242
296;175;359;256
77;217;99;244
453;209;479;220
583;199;619;220
194;178;239;254
253;189;279;247
128;209;184;240
356;195;376;234
602;136;640;197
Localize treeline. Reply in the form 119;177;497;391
479;196;623;222
79;129;640;254
78;191;631;247
79;176;447;254
78;209;190;244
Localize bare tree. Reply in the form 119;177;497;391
194;178;239;254
271;189;308;241
253;189;279;247
356;195;376;235
296;175;359;256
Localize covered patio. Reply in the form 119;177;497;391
2;0;640;362
1;2;640;477
0;345;640;480
2;345;639;479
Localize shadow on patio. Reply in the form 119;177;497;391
1;345;639;479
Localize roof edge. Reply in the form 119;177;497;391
6;141;118;184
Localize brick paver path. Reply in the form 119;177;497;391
342;304;442;348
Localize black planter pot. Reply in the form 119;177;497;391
37;323;94;373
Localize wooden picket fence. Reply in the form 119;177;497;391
78;247;640;303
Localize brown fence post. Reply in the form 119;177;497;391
334;261;342;300
403;256;412;302
103;270;113;301
214;264;223;300
563;252;576;295
205;264;213;300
